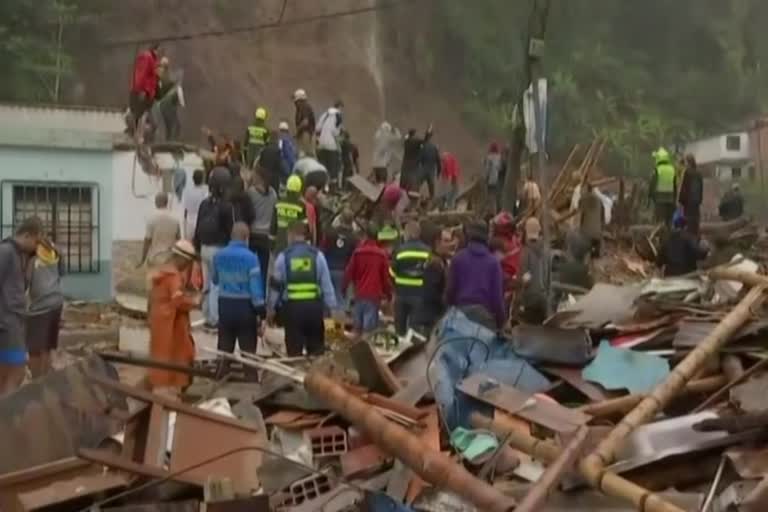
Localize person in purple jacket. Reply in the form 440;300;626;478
445;221;506;330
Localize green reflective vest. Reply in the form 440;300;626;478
655;162;675;194
285;243;320;301
275;201;305;229
377;225;399;242
247;125;269;146
390;244;430;288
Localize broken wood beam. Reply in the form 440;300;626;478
693;356;768;413
626;216;750;239
304;372;516;512
471;412;685;512
514;427;589;512
580;375;726;418
581;285;766;512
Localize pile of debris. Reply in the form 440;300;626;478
6;262;768;511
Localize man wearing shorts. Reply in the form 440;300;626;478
0;217;43;395
26;238;64;378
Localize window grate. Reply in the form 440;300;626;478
2;181;100;274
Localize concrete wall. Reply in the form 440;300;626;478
111;151;206;241
685;133;751;165
0;146;113;301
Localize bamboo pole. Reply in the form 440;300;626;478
579;137;607;189
693;356;768;413
515;427;589;512
471;413;686;512
581;286;766;507
580;375;726;418
548;143;581;203
305;373;517;512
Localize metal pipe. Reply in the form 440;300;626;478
304;372;517;512
514;426;588;512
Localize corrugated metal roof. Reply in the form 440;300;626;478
0;103;126;150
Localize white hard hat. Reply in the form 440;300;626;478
279;121;290;131
293;88;307;101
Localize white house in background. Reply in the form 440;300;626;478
684;132;754;181
0;103;205;301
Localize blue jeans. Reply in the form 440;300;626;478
201;245;221;326
353;300;380;333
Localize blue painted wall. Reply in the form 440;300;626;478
0;146;114;301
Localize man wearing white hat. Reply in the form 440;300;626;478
278;121;297;179
293;89;316;156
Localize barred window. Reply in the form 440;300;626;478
4;182;100;274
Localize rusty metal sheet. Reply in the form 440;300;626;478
341;445;390;479
14;472;129;511
458;373;591;433
103;501;200;512
0;356;126;474
673;318;768;349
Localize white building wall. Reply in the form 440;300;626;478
111;150;206;241
684;133;751;165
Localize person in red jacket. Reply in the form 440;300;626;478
129;43;161;133
439;151;460;209
342;223;393;339
491;211;522;304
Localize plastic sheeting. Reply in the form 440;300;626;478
430;308;550;431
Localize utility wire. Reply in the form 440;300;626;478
105;0;419;48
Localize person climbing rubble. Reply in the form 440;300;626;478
416;130;441;201
293;88;316;156
483;142;503;215
316;100;344;192
268;221;337;357
244;107;270;169
372;121;402;184
650;147;677;225
518;216;552;325
278;121;297;183
400;127;428;191
128;43;161;135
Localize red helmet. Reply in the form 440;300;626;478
491;211;515;236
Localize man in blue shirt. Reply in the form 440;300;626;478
212;222;265;355
268;221;337;356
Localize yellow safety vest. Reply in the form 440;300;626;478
391;249;430;287
655;162;675;194
248;125;269;146
275;201;305;229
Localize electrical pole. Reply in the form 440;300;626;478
529;0;551;241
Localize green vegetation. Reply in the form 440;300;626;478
0;0;79;103
431;0;768;174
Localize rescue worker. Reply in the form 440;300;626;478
678;154;704;237
245;107;270;169
650;147;677;225
268;221;338;356
390;220;430;338
293;88;316;156
128;43;161;134
271;174;307;253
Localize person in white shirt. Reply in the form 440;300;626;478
182;169;208;240
315;101;343;191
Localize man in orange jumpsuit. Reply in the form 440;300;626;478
148;240;199;396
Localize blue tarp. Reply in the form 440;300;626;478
430;308;551;431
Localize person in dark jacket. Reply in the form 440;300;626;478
400;128;426;191
657;216;708;277
413;224;453;335
229;176;255;227
417;131;441;200
678;154;704;236
322;208;359;310
519;217;552;324
258;130;284;193
390;220;430;337
340;130;359;190
719;182;744;221
194;173;234;327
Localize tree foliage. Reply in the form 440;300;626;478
0;0;79;103
431;0;768;174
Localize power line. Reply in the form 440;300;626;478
105;0;417;48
